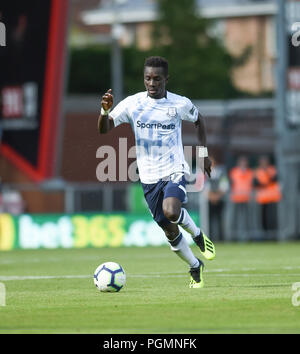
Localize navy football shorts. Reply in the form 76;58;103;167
141;172;188;227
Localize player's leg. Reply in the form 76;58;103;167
173;207;216;260
141;180;204;288
161;222;204;289
162;175;216;260
161;221;199;268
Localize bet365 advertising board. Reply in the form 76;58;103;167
0;213;198;251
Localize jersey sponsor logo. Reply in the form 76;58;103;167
136;120;175;130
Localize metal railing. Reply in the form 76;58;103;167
1;179;299;241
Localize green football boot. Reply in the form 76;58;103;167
189;259;204;289
194;231;216;260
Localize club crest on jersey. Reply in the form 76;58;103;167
167;107;177;117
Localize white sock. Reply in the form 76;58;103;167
168;232;199;268
171;208;200;238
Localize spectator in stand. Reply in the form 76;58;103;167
0;179;3;213
2;188;25;215
228;156;254;241
254;155;281;237
205;156;229;241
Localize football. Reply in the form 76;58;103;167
93;262;126;292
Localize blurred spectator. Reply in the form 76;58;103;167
205;156;229;241
2;188;25;214
0;179;3;213
254;155;281;236
228;156;254;241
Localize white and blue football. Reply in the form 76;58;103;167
93;262;126;292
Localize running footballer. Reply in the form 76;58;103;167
98;56;216;288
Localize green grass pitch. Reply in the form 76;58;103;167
0;242;300;334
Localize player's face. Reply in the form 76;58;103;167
144;66;168;99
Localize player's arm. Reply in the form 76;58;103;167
98;89;115;134
195;112;212;178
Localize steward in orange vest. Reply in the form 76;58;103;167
229;156;253;203
254;156;281;204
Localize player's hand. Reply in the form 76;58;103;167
101;89;113;111
204;156;212;178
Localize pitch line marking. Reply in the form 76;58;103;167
0;272;300;281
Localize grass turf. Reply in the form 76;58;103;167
0;242;300;334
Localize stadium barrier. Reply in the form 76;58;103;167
0;212;198;251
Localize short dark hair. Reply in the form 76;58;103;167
144;56;168;77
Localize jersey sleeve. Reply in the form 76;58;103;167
109;96;131;127
181;98;199;123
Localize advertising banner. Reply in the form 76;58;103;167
0;213;199;251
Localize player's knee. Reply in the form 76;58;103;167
163;206;180;222
164;229;179;241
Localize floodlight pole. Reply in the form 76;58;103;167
275;0;287;240
275;0;287;136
